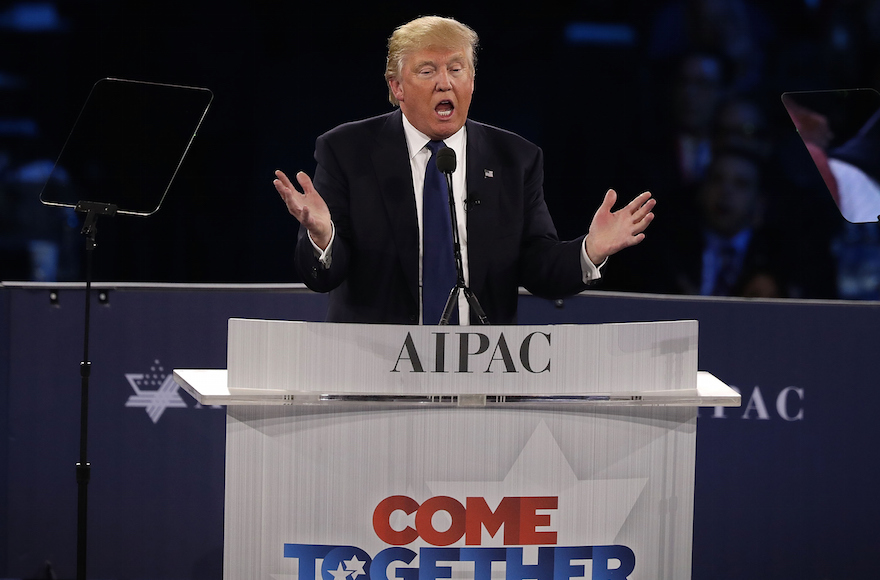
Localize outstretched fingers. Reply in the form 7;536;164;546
295;171;317;195
274;170;324;225
625;191;654;216
600;189;619;213
625;192;655;231
274;169;333;248
274;170;304;217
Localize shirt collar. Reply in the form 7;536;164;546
400;112;466;161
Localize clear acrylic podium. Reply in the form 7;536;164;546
175;319;739;580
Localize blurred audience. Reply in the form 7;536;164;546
602;0;880;300
0;148;80;282
646;0;774;92
712;94;773;160
622;50;730;225
647;146;783;297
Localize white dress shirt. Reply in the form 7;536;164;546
400;115;470;323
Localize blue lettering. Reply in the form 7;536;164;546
283;544;337;580
505;547;555;580
283;544;635;580
371;547;418;580
553;546;593;580
459;547;506;580
591;545;635;580
419;548;459;580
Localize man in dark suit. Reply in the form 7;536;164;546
646;145;803;298
274;16;655;324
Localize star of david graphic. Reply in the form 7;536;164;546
124;359;187;423
424;421;648;546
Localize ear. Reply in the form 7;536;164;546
389;78;405;103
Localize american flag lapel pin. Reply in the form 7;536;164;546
484;169;494;178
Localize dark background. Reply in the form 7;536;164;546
3;0;878;287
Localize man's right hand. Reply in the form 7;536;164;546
274;170;333;250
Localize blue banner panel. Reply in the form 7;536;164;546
2;285;327;580
3;285;880;579
520;293;880;579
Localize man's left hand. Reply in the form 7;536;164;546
584;189;655;265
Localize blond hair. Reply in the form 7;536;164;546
384;16;479;106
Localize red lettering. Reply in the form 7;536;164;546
373;495;419;545
519;496;557;545
374;495;557;546
465;497;520;544
415;496;466;546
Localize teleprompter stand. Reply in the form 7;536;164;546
73;200;116;580
40;78;212;579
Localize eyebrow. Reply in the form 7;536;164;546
412;53;468;70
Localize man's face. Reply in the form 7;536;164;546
700;154;761;237
389;47;474;140
674;54;722;135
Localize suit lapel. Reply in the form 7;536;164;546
464;121;499;293
371;110;420;305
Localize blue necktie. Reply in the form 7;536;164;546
422;140;457;324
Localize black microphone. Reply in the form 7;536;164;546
436;146;457;174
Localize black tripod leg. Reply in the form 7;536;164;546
463;287;489;325
439;286;461;325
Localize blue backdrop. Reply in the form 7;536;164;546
1;284;878;579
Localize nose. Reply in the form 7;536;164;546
435;68;452;91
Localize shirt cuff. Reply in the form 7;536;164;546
580;238;605;283
309;222;336;269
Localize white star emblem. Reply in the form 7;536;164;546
344;555;365;579
329;563;350;580
427;421;647;545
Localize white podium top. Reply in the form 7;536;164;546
173;368;739;408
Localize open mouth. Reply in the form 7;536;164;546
436;100;454;118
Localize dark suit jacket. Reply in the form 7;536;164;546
295;110;590;324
